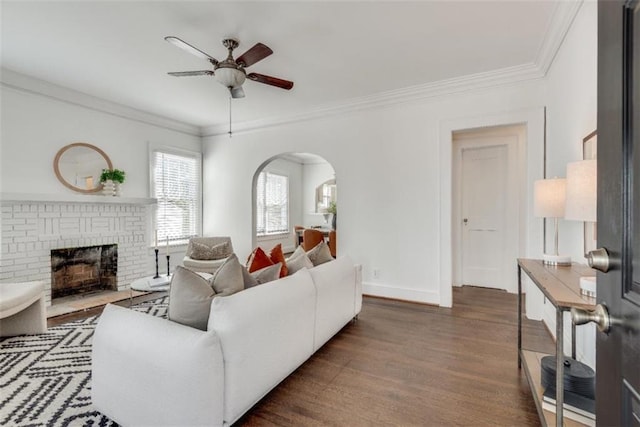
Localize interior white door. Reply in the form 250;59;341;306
461;144;507;288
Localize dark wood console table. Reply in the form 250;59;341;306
517;259;596;426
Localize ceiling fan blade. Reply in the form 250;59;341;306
167;70;214;77
236;43;273;67
165;36;218;64
247;73;294;90
230;86;246;99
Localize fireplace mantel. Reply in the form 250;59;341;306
0;192;157;205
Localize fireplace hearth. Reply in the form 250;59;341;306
50;244;117;300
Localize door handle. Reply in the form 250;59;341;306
586;247;610;272
571;304;611;333
463;218;468;225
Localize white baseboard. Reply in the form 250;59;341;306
362;282;440;305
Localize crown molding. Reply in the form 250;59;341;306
202;62;545;137
534;0;583;75
0;68;201;137
202;1;582;138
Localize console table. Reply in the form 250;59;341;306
517;259;596;426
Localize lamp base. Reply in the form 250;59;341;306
580;276;596;298
542;253;572;266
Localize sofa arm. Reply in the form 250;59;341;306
92;304;224;427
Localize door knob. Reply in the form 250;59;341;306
586;247;610;272
463;218;468;225
571;304;611;333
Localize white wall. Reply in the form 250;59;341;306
0;75;203;273
541;0;598;368
0;87;201;198
203;79;548;306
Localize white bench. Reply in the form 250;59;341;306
0;281;47;337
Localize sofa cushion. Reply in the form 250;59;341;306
187;239;230;261
306;241;334;266
207;268;316;424
210;254;245;297
269;244;288;278
308;256;358;351
168;266;216;331
286;249;313;275
246;247;273;273
250;262;282;284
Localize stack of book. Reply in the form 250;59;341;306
542;387;595;426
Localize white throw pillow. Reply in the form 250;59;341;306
210;253;245;297
306;241;334;266
250;262;282;284
286;252;313;274
168;266;216;331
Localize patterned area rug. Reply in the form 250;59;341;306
0;296;168;427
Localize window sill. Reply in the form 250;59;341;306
257;233;290;240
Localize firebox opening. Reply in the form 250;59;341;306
50;244;117;301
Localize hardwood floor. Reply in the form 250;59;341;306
48;285;552;426
236;286;552;426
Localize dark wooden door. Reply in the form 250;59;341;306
597;1;640;425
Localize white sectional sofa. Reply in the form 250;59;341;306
91;256;362;426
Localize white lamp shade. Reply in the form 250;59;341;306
534;178;566;218
565;159;597;222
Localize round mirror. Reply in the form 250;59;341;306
53;143;113;193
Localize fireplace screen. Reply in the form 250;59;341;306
50;244;117;300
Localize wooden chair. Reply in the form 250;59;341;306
302;229;324;251
328;230;337;258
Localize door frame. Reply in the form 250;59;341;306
439;108;544;307
452;125;524;292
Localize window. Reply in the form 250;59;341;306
256;171;289;236
152;149;201;244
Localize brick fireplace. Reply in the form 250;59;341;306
0;197;154;305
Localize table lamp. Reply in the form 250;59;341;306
534;178;571;265
565;159;597;296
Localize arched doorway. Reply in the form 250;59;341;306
251;152;336;256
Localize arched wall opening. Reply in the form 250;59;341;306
251;152;336;255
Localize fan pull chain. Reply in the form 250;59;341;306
228;96;233;138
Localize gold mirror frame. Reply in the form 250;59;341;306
315;178;337;212
53;142;113;194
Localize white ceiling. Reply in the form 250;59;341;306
1;1;564;130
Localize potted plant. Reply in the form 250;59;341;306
100;169;126;196
327;201;337;229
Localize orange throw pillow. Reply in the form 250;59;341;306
246;247;273;273
269;244;289;278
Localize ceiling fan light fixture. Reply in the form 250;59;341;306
215;67;246;89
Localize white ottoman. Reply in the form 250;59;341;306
0;281;47;337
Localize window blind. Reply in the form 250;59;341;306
256;171;289;235
152;150;201;243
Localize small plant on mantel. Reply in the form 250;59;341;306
100;169;126;184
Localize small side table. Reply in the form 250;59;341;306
130;275;171;292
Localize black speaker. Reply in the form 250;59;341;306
541;355;595;399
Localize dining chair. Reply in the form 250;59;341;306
328;230;337;258
302;229;324;251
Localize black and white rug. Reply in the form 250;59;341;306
0;297;168;427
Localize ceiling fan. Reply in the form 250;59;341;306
165;36;294;99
